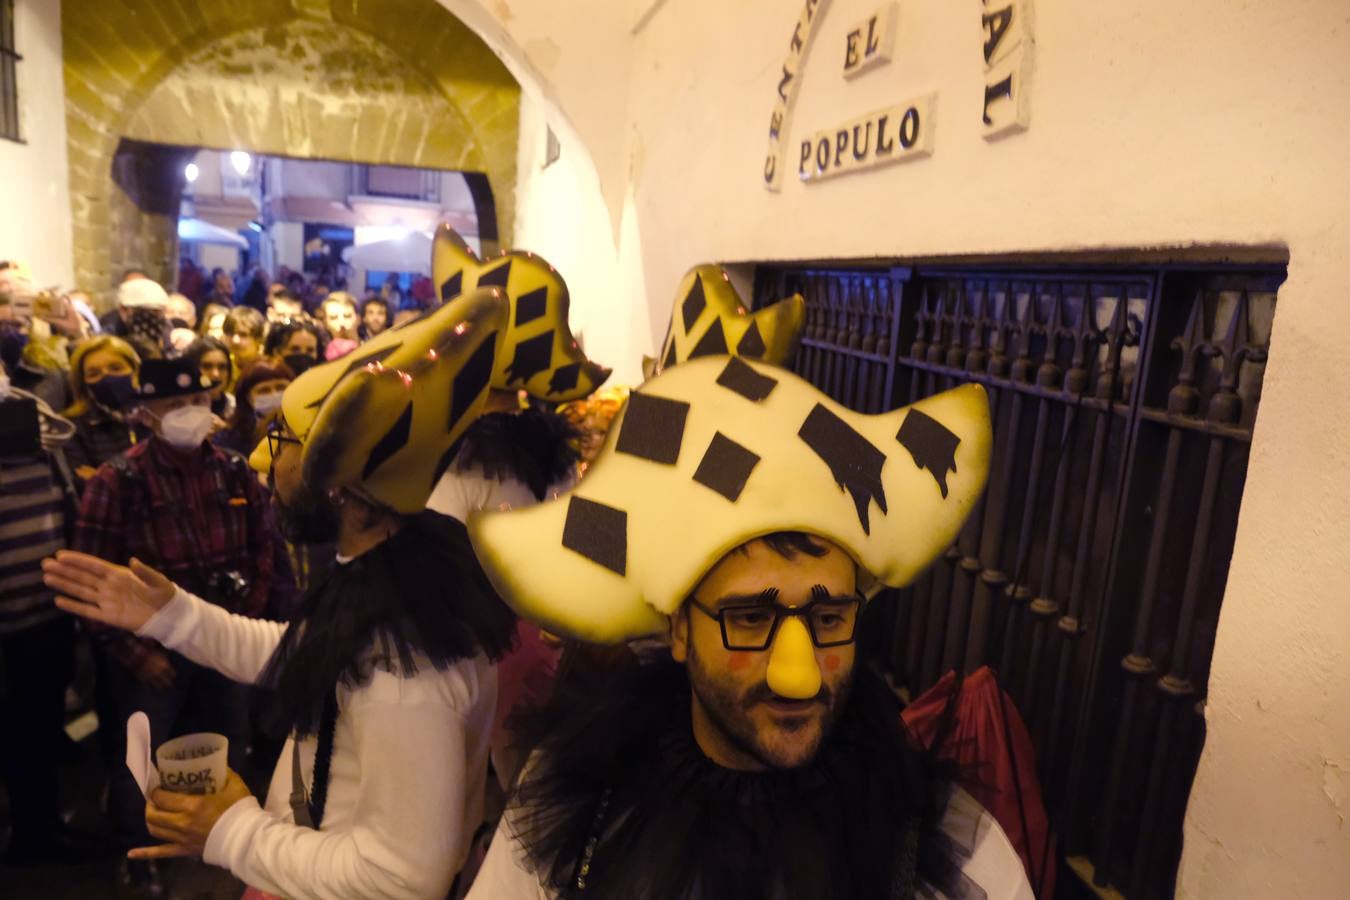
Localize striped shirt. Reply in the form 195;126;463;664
0;456;65;635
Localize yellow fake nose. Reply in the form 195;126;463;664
765;616;822;700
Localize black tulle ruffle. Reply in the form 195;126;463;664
452;408;580;501
506;660;960;900
259;511;517;738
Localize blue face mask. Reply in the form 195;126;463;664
89;373;137;411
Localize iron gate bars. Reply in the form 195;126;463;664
751;261;1281;900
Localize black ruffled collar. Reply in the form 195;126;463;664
507;661;956;900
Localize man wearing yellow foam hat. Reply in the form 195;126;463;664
45;289;520;899
467;356;1034;899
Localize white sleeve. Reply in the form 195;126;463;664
467;815;549;900
426;467;494;521
204;676;473;900
138;588;287;685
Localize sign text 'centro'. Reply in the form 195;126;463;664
799;94;935;182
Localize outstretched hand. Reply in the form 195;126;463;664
42;551;177;633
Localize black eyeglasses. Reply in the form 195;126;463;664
264;419;302;458
689;593;862;651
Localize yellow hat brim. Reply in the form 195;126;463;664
470;356;991;643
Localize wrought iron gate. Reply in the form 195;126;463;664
751;261;1282;900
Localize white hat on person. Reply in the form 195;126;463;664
117;278;169;309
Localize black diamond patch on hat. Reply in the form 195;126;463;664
693;432;760;502
681;276;707;333
688;318;728;359
479;260;513;289
504;331;554;385
798;403;888;534
716;357;778;402
515;287;548;326
616;392;689;465
549;362;581;395
363;401;413;479
449;334;496;429
562;496;627;575
736;320;767;357
896;409;961;499
439;271;463;302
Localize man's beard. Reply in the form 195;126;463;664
272;488;340;544
686;643;854;770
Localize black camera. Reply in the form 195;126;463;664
205;569;250;606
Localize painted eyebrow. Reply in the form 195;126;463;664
808;584;860;604
711;588;780;610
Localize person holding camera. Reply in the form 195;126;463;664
72;357;294;899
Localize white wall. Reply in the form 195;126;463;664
513;90;646;381
439;171;478;222
279;159;353;200
197;243;240;277
469;1;1350;897
0;0;71;288
269;222;304;274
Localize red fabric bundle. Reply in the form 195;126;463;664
901;666;1057;898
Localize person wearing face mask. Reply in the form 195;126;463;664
216;361;294;457
261;317;328;378
71;357;295;899
45;292;517;900
62;336;146;489
184;336;237;420
1;273;72;411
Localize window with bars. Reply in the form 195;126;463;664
1;0;19;143
752;260;1283;900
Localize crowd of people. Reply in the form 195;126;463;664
1;238;1041;900
0;258;427;895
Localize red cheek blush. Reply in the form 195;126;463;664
824;654;843;672
727;652;752;672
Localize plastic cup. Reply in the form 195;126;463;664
156;733;228;795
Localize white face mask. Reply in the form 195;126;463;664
158;404;215;449
253;392;283;417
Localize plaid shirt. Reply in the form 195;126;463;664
73;437;293;672
65;410;140;488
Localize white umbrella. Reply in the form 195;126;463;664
341;231;433;274
177;217;248;249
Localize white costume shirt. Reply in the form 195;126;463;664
139;586;497;900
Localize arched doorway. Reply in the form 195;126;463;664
63;0;519;304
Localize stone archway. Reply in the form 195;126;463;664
62;0;519;301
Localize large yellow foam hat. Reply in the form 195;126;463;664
645;265;806;379
469;355;992;643
431;225;610;401
250;288;508;514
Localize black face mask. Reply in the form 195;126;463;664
271;487;340;545
282;353;316;377
0;321;26;371
88;373;137;412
